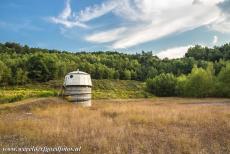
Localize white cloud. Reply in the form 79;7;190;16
211;21;230;33
78;1;117;22
193;0;202;5
112;0;220;48
85;27;126;43
50;17;88;28
49;0;117;28
156;45;193;59
210;15;230;33
209;0;230;33
50;0;230;49
59;0;71;20
49;0;88;28
213;35;218;44
84;0;225;48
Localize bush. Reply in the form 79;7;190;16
175;75;187;96
183;65;215;97
146;73;177;96
148;64;216;98
27;55;50;82
216;63;230;97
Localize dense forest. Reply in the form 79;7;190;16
0;42;230;97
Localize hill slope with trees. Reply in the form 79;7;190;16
0;42;230;98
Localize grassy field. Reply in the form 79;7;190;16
92;80;153;99
0;80;153;104
0;88;57;104
0;98;229;153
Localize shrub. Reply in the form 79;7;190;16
146;73;177;96
183;65;215;97
216;63;230;97
175;75;187;96
27;55;50;82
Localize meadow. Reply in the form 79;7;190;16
0;88;57;104
0;97;229;154
0;80;153;104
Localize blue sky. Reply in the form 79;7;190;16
0;0;230;58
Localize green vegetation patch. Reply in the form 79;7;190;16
0;80;154;104
0;88;57;104
92;80;154;99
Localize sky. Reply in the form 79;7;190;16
0;0;230;59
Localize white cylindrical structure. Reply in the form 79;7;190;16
63;70;92;107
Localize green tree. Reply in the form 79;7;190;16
130;70;137;80
114;71;120;79
43;54;59;80
0;60;5;83
123;69;131;80
146;73;177;96
15;68;28;85
147;67;158;79
216;63;230;97
0;60;11;85
175;75;187;96
184;65;214;97
57;62;67;79
27;55;50;82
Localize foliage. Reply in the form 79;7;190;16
93;79;154;99
183;65;215;97
216;64;230;97
0;42;230;98
122;69;131;80
186;44;230;61
0;42;229;86
0;88;57;104
146;73;177;96
27;55;58;82
0;79;154;104
148;64;230;98
175;75;187;96
15;68;28;85
0;60;11;86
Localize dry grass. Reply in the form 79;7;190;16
0;98;230;154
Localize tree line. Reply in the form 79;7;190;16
146;63;230;98
0;42;229;97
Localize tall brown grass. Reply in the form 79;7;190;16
0;98;229;154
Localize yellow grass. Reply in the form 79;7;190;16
0;88;57;104
0;98;230;154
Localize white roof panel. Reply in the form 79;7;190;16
64;70;92;87
68;71;89;75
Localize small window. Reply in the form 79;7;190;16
70;75;73;78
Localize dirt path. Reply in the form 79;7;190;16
93;97;230;106
0;97;229;111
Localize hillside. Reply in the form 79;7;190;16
0;80;154;104
93;80;153;99
1;42;230;98
0;42;230;85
